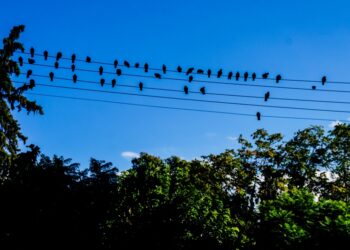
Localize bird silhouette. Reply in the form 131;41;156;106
71;64;75;72
189;75;193;83
112;79;116;88
28;58;35;64
186;67;194;75
56;52;62;61
244;72;249;81
139;82;143;91
252;73;257;81
256;112;261;121
162;64;167;74
276;74;282;83
43;51;48;60
197;69;204;74
144;63;149;73
18;57;23;66
54;61;59;69
154;73;161;79
30;47;35;58
262;72;269;79
116;69;122;76
177;66;182;73
100;78;105;87
86;56;91;63
228;72;233;80
26;69;32;78
184;85;189;94
71;54;76;64
235;72;240;81
322;76;326;85
264;91;270;102
99;66;103;75
312;85;316;90
114;60;118;68
73;74;77;83
134;63;140;68
124;60;130;68
29;79;35;89
200;87;206;95
207;69;212;78
49;72;54;81
217;69;223;78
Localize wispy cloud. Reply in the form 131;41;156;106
121;151;140;159
227;136;237;141
329;120;342;128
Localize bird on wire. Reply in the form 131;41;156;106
112;79;116;88
189;75;193;83
30;47;34;58
135;63;140;68
276;74;282;83
217;69;223;78
252;72;257;81
43;50;48;60
144;63;149;73
228;71;233;80
155;73;162;79
264;91;270;102
139;82;143;91
197;69;204;74
86;56;91;63
124;60;130;68
186;67;194;75
116;69;122;76
49;72;54;81
99;66;103;75
26;69;32;78
28;58;35;64
262;72;269;79
207;69;212;78
73;74;77;83
71;64;75;72
71;54;76;64
29;79;35;89
162;64;167;74
100;78;105;87
54;61;59;69
244;72;249;81
322;76;326;85
114;60;118;68
312;85;316;90
56;52;62;61
235;72;240;81
256;112;261;121
200;87;206;95
184;85;189;94
177;66;182;73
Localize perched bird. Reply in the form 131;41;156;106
30;47;35;58
154;73;161;79
197;69;204;74
235;72;240;81
217;69;223;78
276;74;282;83
200;87;206;95
73;74;77;83
134;63;140;68
186;67;194;75
112;79;117;88
54;61;59;69
322;76;326;85
86;56;91;63
160;64;166;74
28;58;35;64
189;75;193;83
18;56;23;66
71;54;76;64
256;112;261;121
99;66;103;75
29;79;35;89
49;72;54;81
56;52;62;61
312;85;316;90
252;72;257;81
124;60;130;68
139;82;143;91
116;69;122;76
114;60;118;68
228;71;233;80
43;51;48;60
71;64;75;72
26;69;32;78
207;69;212;78
144;63;149;73
177;66;182;73
262;72;269;79
100;78;105;87
264;91;270;102
184;85;189;94
244;72;249;81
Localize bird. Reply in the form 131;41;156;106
244;72;249;81
112;79;116;88
186;67;194;75
54;61;59;69
312;85;316;90
264;91;270;102
154;73;161;79
262;72;269;79
276;74;282;83
322;76;326;85
189;75;193;83
235;72;240;81
71;64;75;72
134;63;140;68
144;63;149;73
200;87;206;95
26;69;32;78
114;60;118;68
71;54;76;64
124;60;130;68
197;69;204;74
207;69;212;78
116;69;122;76
184;85;189;94
56;52;62;61
73;74;77;83
99;66;103;75
86;56;91;63
29;79;35;89
43;51;48;60
177;66;182;73
30;47;34;58
217;69;223;78
256;112;261;121
28;58;35;64
18;57;23;66
228;72;233;80
139;82;143;91
162;64;167;74
49;72;54;81
100;78;105;87
252;73;257;81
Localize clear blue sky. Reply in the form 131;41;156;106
2;0;350;170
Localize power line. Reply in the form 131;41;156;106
25;92;349;123
13;80;350;114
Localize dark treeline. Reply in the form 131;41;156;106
1;126;350;250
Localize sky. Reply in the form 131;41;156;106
2;0;350;170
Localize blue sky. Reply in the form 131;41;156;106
2;0;350;170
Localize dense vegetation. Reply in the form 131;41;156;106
1;26;350;250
